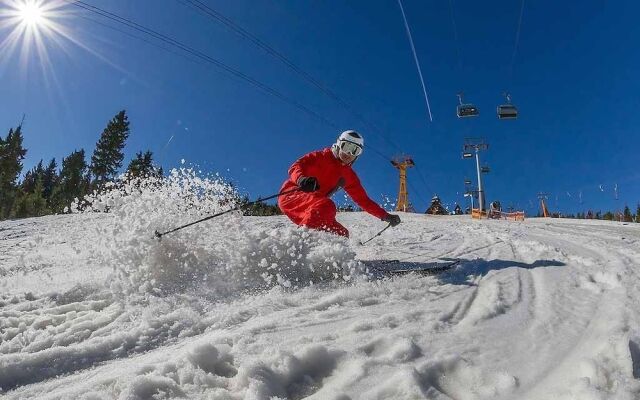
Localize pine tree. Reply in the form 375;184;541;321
12;176;48;218
89;110;130;189
21;160;44;194
126;150;162;179
0;125;27;219
51;150;88;212
21;170;35;194
42;158;58;203
623;205;633;222
636;204;640;223
13;158;56;218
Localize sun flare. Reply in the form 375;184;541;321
18;1;44;26
1;0;127;97
0;0;71;67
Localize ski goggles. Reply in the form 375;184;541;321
339;141;363;157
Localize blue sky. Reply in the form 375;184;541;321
1;0;639;215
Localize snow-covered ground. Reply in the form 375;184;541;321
1;177;640;399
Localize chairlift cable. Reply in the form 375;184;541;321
406;178;428;209
65;1;434;196
75;14;207;67
448;2;480;119
447;0;463;78
508;0;526;88
73;12;211;159
70;4;398;164
413;165;435;200
64;1;340;131
177;0;405;155
177;0;441;200
366;144;395;163
397;0;434;123
83;6;402;171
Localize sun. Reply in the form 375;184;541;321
0;0;70;65
0;0;82;87
17;1;44;26
0;0;128;115
1;0;124;84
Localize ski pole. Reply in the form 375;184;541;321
154;188;300;239
359;222;392;245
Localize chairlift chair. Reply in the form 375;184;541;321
458;104;479;118
497;104;517;119
457;93;479;118
464;178;472;185
497;93;518;119
480;165;490;173
462;152;473;159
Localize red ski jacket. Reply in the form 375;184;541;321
279;148;389;220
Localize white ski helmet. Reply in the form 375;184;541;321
332;130;364;164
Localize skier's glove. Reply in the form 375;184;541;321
297;176;319;192
383;213;401;227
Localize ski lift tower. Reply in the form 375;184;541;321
464;178;476;210
391;155;415;212
537;192;550;217
462;138;489;212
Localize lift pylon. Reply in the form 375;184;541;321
537;192;550;217
391;156;415;212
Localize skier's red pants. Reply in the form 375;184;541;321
278;191;349;237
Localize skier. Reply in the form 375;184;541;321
278;130;401;237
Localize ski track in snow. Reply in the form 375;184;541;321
1;210;640;399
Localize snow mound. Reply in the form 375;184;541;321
236;345;344;399
418;355;519;399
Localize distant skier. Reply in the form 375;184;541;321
278;130;401;237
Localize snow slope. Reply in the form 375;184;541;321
1;177;640;399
